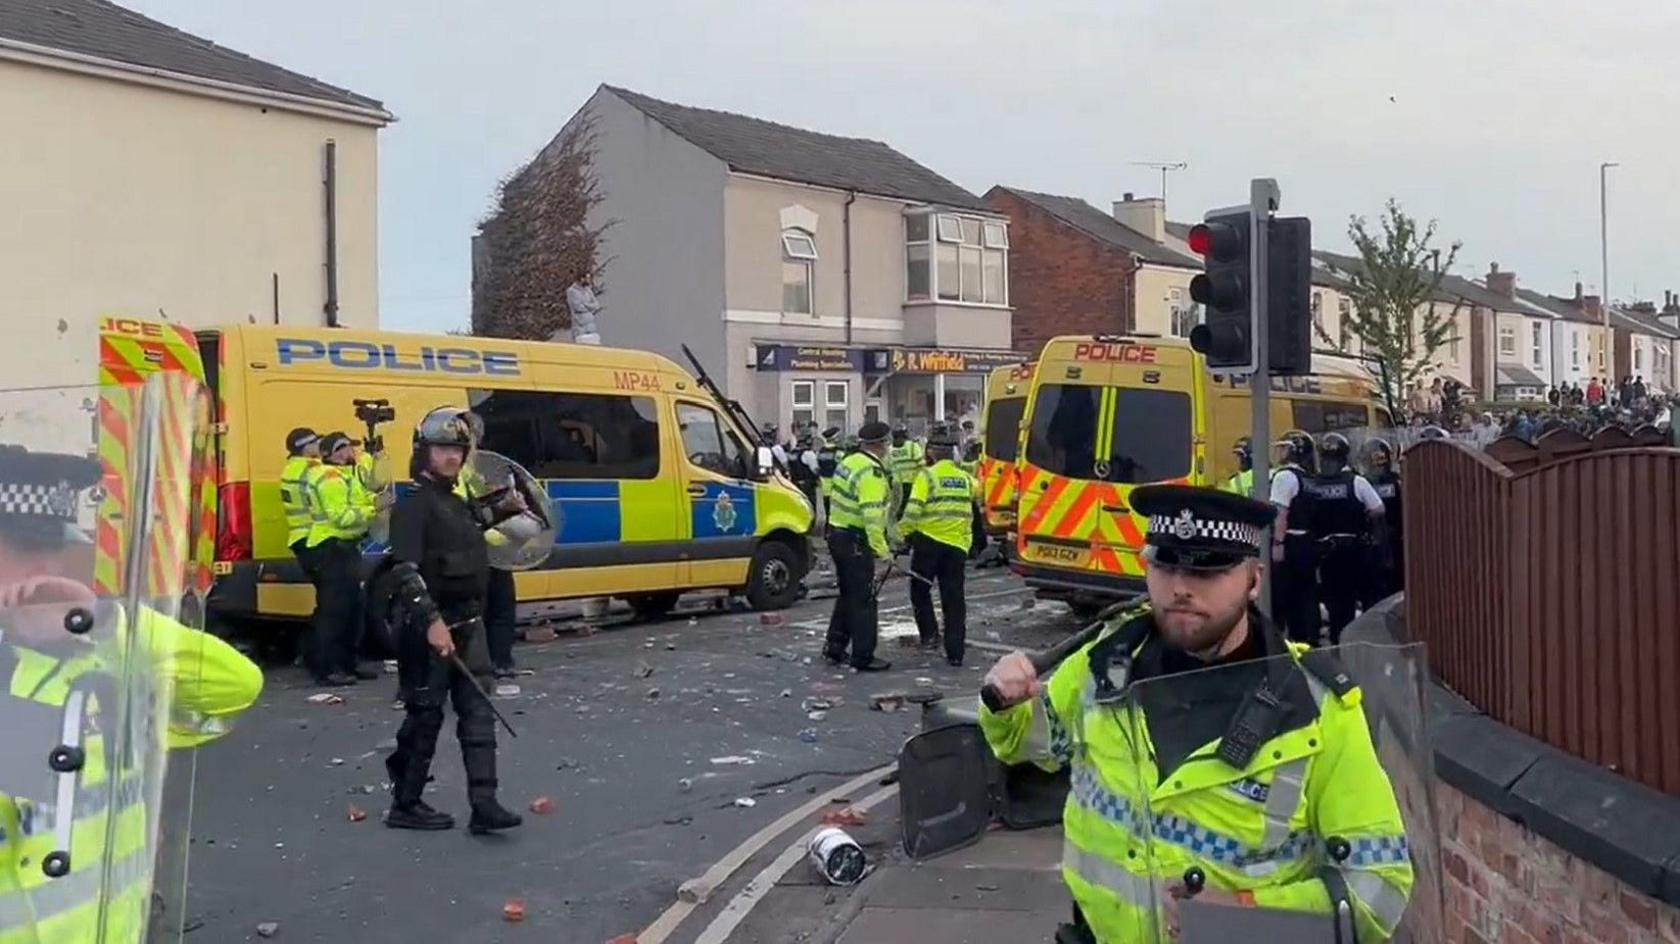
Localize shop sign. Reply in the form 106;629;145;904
882;347;1023;374
754;345;865;372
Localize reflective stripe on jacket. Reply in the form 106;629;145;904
1;606;262;942
305;463;370;547
279;455;317;547
827;451;890;557
888;441;924;480
977;612;1414;943
900;459;976;552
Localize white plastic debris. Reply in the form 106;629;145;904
710;755;755;766
733;797;757;808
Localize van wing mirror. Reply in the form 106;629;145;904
754;445;775;479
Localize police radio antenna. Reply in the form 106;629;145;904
680;344;764;446
1128;160;1187;204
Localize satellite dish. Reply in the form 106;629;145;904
470;449;559;571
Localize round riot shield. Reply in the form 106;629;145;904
0;378;197;942
468;449;559;571
1102;642;1441;943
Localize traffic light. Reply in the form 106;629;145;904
1187;210;1255;372
1267;216;1312;375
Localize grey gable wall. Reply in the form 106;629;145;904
586;88;730;387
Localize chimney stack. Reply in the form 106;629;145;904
1485;261;1516;298
1584;294;1603;319
1112;195;1165;245
1574;281;1583;303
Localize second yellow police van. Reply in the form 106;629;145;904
977;361;1034;537
200;326;814;623
1015;334;1390;613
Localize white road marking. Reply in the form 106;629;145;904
636;765;894;944
689;783;899;944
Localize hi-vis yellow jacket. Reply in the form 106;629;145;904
279;455;317;548
1;606;263;943
828;451;891;557
304;462;371;548
900;459;977;553
979;608;1413;943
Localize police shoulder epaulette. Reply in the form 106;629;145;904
1297;647;1356;700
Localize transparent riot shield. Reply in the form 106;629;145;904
1114;642;1442;943
126;371;222;941
0;379;183;942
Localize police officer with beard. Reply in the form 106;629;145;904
382;407;524;833
1361;438;1403;607
1266;431;1320;646
1306;433;1386;646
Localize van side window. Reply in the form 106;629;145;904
676;402;748;479
1291;401;1369;434
469;389;660;480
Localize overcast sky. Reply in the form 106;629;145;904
131;0;1680;334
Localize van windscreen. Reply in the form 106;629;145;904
1025;385;1191;484
983;397;1026;461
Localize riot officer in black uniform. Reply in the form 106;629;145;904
1266;431;1320;645
381;406;525;834
1305;433;1387;645
1361;437;1403;607
815;426;842;520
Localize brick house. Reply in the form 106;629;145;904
982;188;1201;355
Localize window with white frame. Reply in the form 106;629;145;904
1337;298;1352;352
823;381;849;431
1311;292;1323;335
1498;325;1517;357
1530;322;1543;367
1570;331;1580;368
782;228;816;315
1448;326;1461;362
1634;346;1643;371
906;210;1007;305
1169;287;1200;338
790;380;815;431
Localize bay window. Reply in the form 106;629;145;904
906;210;1008;305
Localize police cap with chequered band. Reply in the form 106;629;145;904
0;445;101;547
1129;483;1273;571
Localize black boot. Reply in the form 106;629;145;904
468;798;524;835
387;801;455;831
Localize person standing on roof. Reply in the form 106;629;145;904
566;269;602;345
899;429;977;667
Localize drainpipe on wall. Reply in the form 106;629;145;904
843;191;856;346
323;139;340;327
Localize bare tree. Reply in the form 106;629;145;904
1326;200;1464;413
472;110;610;340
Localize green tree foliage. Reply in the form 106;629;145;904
472;111;609;340
1331;200;1464;412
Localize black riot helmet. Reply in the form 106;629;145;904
414;406;475;448
892;423;909;446
1274;430;1316;469
1365;437;1394;471
1319;432;1352;473
1232;436;1253;472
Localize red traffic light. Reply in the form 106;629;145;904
1188;219;1245;262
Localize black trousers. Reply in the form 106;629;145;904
969;504;988;560
388;613;499;808
909;534;967;662
1318;537;1364;646
307;539;363;678
484;568;517;669
1359;536;1401;609
824;528;878;666
898;483;912;518
1273;534;1321;647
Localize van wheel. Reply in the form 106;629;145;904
745;540;801;611
627;592;681;622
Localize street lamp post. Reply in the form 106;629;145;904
1600;162;1618;330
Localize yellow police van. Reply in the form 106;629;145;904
1014;334;1391;612
977;361;1034;538
200;326;814;623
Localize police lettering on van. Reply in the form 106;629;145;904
275;338;521;376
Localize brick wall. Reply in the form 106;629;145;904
984;188;1134;356
1438;783;1680;943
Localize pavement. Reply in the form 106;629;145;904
182;563;1084;943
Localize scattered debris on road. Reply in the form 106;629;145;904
645;687;660;700
808;827;867;885
710;755;755;766
255;920;280;938
633;660;654;678
820;806;867;827
733;797;757;808
502;899;526;922
678;778;692;792
760;612;785;626
806;710;827;721
346;804;367;823
306;693;344;706
529;796;554;814
798;728;818;743
870;694;904;712
779;688;792;698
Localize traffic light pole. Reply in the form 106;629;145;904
1249;178;1280;610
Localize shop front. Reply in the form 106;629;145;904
866;346;1025;437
